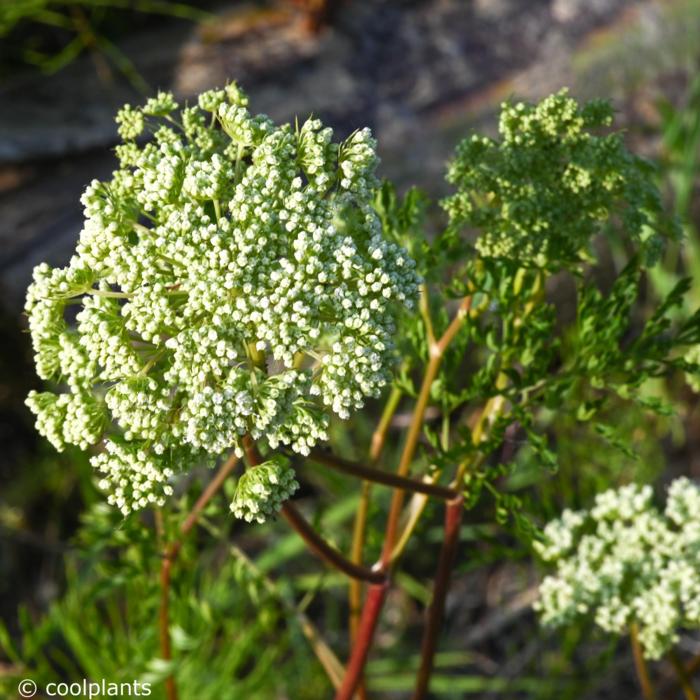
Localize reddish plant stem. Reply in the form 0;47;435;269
336;295;472;698
293;0;338;33
350;383;402;700
159;553;178;700
158;452;240;700
335;582;390;700
351;481;372;700
241;435;385;584
308;449;458;501
280;502;386;584
687;654;700;678
350;482;373;636
179;454;240;539
413;495;464;700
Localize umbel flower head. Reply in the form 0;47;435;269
442;89;674;268
534;478;700;659
25;84;419;518
230;455;298;524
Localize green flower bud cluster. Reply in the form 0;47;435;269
24;84;419;517
534;478;700;659
442;90;670;267
686;345;700;392
230;456;298;524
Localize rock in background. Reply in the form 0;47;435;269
0;0;698;309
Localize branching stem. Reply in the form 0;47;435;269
280;502;386;584
308;449;457;501
349;382;402;699
381;295;472;567
241;435;385;584
336;294;472;700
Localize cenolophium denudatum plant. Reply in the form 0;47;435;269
535;478;700;700
22;85;700;699
25;83;420;518
535;478;700;660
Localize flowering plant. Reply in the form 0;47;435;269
536;478;700;660
25;84;419;517
15;86;700;700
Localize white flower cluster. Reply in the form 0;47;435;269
24;84;419;518
93;439;175;515
230;456;298;524
534;478;700;659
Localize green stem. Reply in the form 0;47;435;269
85;288;132;299
246;341;266;369
234;143;245;184
419;283;436;347
138;348;167;376
381;296;472;568
630;624;657;700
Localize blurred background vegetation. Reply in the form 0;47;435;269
1;1;700;698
